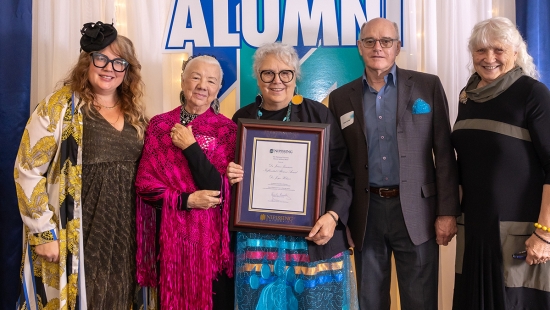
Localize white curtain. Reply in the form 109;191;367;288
398;1;514;309
31;0;181;116
31;0;116;110
396;1;493;308
30;1;516;309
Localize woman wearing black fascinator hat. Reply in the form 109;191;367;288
14;21;147;309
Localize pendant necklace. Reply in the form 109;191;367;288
107;113;120;125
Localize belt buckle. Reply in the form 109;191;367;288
378;187;390;198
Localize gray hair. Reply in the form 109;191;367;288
181;55;224;85
253;42;301;81
468;17;538;79
360;19;400;41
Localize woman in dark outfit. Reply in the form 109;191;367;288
135;55;236;309
226;42;358;310
452;17;550;310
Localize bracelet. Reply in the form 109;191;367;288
534;222;550;232
533;231;550;245
326;211;338;224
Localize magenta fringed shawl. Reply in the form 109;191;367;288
135;107;237;309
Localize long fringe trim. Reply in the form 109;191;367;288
158;181;234;309
136;197;157;287
220;176;234;277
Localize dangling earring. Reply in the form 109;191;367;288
256;94;264;119
291;87;303;105
211;98;220;114
180;91;186;107
256;94;263;107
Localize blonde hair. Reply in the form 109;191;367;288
63;35;148;139
468;17;538;79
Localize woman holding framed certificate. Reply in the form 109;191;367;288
227;42;358;310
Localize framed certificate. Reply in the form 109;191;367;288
230;119;330;236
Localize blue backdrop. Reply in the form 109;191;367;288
517;0;550;87
0;0;32;309
1;1;549;309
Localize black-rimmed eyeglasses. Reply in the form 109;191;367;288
259;70;295;83
359;38;399;48
90;52;129;72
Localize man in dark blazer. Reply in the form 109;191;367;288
328;18;460;309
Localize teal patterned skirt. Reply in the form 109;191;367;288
235;232;358;310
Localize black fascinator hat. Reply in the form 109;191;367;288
80;21;117;52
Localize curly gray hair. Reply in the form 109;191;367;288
468;17;538;79
253;42;301;81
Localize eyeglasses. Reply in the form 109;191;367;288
359;38;399;48
90;52;129;72
259;70;295;83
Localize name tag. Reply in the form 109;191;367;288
340;111;354;129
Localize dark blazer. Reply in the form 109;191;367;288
233;98;354;261
328;67;460;250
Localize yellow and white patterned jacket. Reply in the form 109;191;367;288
15;85;84;310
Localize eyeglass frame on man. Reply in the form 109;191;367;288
259;70;295;83
359;37;399;48
90;52;129;72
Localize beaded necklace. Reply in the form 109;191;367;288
180;105;198;125
256;94;303;122
257;102;292;121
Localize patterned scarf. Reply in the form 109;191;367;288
135;106;236;309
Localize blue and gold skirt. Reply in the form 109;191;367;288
235;232;358;310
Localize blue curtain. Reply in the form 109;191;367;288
516;0;550;87
0;0;32;309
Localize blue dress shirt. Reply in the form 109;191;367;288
362;64;400;187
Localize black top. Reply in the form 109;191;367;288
451;76;550;308
453;76;550;222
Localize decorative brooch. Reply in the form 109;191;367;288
459;90;468;104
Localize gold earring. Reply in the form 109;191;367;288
291;88;303;105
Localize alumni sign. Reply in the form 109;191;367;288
163;0;403;106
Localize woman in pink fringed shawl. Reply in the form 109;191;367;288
135;55;237;310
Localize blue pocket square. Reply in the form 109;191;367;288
412;98;431;114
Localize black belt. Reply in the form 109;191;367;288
370;186;399;198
